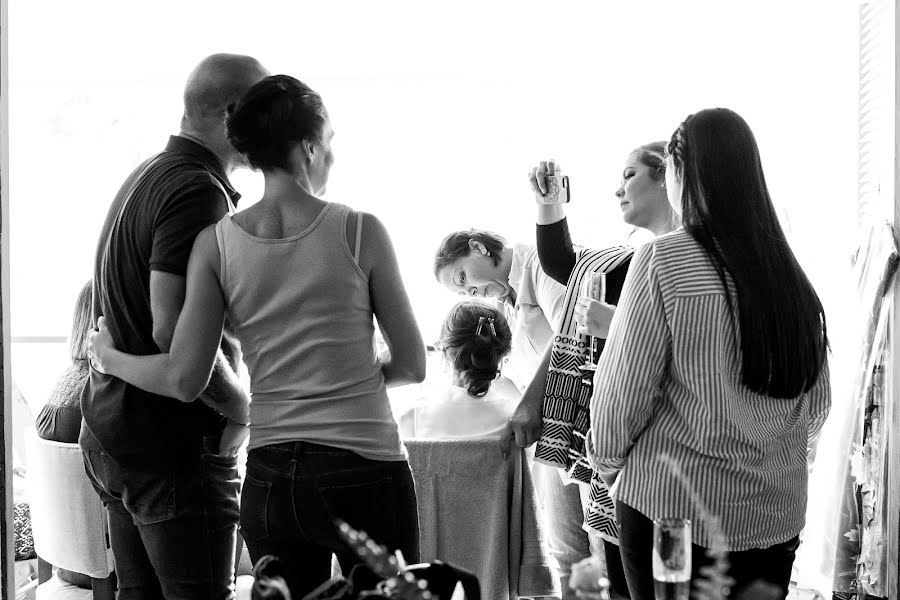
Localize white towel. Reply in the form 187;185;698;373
405;438;558;600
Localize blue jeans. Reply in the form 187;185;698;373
240;441;420;599
83;440;241;599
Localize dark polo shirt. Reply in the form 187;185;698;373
80;136;241;471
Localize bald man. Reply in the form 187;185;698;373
81;54;269;599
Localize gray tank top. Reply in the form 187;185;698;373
215;202;405;460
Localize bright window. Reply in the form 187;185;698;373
8;6;859;587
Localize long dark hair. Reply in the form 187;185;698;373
438;301;512;397
667;108;827;398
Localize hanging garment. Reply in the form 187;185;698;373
833;222;899;600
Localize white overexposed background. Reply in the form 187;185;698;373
9;0;858;592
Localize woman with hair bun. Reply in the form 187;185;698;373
88;74;426;597
399;301;519;440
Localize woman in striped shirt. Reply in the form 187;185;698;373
589;108;831;600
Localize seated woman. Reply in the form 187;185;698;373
35;280;92;443
32;280;97;589
399;301;518;440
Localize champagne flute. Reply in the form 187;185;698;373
652;518;692;600
578;271;606;372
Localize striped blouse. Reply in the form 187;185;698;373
589;228;831;551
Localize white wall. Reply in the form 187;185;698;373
8;0;858;403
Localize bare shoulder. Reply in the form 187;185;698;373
190;224;222;272
492;376;522;401
360;211;391;244
193;223;219;251
351;211;395;275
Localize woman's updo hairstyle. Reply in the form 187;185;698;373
438;301;512;397
632;141;667;181
226;74;326;172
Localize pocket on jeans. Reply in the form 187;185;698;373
202;452;241;489
202;452;239;468
120;469;177;526
240;474;272;542
318;475;397;545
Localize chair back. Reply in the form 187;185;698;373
405;438;554;600
25;429;114;578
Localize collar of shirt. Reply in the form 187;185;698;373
507;244;539;310
164;135;242;208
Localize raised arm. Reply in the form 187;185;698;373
536;219;577;285
530;159;577;284
93;226;231;404
358;213;426;387
590;243;669;485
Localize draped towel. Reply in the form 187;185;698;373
534;245;634;542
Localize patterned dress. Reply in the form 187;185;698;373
534;245;634;542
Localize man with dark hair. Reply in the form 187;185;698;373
81;53;269;598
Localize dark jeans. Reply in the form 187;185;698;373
83;440;241;600
603;538;631;599
240;441;420;599
616;501;798;600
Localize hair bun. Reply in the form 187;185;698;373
225;74;326;172
437;302;512;398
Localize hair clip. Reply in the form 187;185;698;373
475;316;496;338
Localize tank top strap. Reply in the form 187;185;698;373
214;217;231;293
319;202;351;237
316;202;356;255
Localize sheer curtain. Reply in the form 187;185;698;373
793;2;898;596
